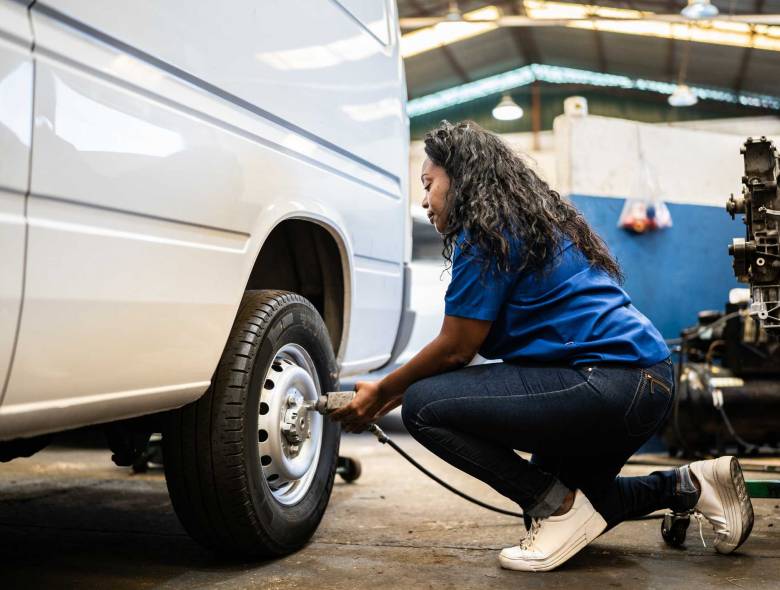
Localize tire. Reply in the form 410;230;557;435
163;289;340;558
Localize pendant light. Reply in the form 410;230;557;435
492;93;523;121
669;27;698;107
668;84;698;107
681;0;719;20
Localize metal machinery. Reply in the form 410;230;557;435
661;138;780;547
666;304;780;456
668;137;780;457
727;137;780;332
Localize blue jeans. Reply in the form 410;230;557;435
401;357;698;526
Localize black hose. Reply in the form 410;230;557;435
717;405;762;453
374;429;524;518
368;426;667;521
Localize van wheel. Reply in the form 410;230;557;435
163;290;340;558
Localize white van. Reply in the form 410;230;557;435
0;0;411;557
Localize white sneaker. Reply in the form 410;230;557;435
688;456;754;554
499;490;607;572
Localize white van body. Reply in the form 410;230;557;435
0;0;411;441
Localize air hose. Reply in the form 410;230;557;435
364;424;668;522
367;424;524;518
312;394;662;521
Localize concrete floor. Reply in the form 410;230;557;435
0;432;778;590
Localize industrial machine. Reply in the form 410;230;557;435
661;136;780;547
665;300;780;456
666;137;780;458
727;137;780;333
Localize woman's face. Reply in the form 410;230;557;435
421;158;451;234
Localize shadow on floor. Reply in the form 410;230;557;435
0;473;314;590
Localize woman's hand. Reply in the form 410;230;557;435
329;315;491;433
329;380;396;433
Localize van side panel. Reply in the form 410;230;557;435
0;2;407;438
0;1;32;404
32;0;407;185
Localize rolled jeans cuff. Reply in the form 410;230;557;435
524;478;571;518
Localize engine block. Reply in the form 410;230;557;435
727;137;780;333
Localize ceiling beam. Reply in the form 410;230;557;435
665;0;677;82
406;0;471;83
503;0;541;64
593;29;608;73
733;0;765;93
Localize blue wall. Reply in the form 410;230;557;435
570;194;742;339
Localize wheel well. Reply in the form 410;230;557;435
245;220;345;355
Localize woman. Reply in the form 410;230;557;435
331;121;753;572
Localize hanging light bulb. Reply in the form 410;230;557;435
668;84;698;107
669;27;698;107
492;94;523;121
681;0;719;20
445;0;462;21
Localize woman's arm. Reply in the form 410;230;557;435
331;315;492;431
381;315;492;399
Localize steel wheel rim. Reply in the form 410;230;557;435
257;343;323;506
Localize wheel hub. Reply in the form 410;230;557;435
281;389;310;456
257;344;323;505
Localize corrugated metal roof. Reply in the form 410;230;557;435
400;0;780;102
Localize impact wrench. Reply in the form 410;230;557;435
305;390;524;518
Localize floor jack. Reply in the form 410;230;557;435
336;455;362;482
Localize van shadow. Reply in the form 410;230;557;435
0;471;288;590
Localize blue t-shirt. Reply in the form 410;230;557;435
444;231;669;367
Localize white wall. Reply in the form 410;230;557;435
409;115;780;209
663;116;780;137
553;114;779;207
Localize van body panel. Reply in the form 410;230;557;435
0;1;33;405
32;0;407;183
0;0;409;439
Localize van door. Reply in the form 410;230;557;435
0;1;33;405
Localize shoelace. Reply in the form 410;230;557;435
519;518;542;550
692;511;707;548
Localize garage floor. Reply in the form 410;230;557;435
0;429;778;590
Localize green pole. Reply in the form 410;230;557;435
746;480;780;499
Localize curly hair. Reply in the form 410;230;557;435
423;120;623;283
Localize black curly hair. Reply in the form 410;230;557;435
423;120;623;283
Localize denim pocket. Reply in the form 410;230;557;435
624;370;673;437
